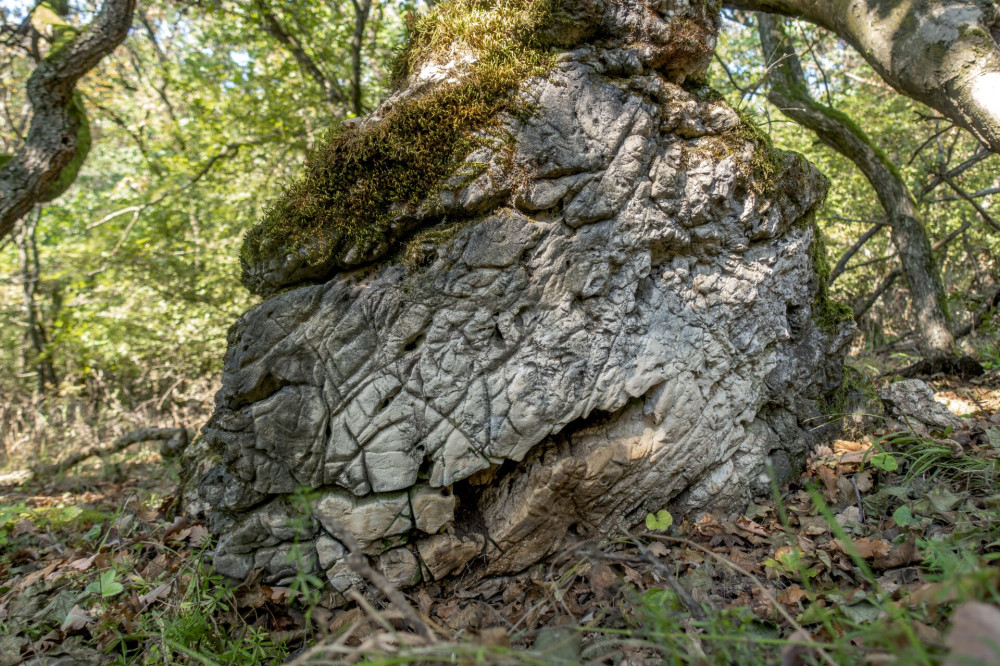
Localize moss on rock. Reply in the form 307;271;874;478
818;365;881;418
240;0;574;291
808;222;855;334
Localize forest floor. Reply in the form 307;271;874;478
1;366;999;665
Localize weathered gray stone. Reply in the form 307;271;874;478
410;486;456;534
377;548;423;588
193;0;853;595
417;533;487;581
880;379;966;432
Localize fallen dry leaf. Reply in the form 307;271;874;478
137;583;172;612
833;440;867;453
186;524;210;547
12;519;36;537
873;537;918;570
781;628;817;666
835;537;892;559
736;516;770;537
945;602;1000;666
816;466;840;502
61;605;91;632
647;541;670;558
67;554;98;571
777;585;809;605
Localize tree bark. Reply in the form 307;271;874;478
350;0;374;118
730;0;1000;155
0;0;137;244
17;210;57;392
757;13;955;356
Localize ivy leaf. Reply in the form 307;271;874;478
645;509;673;532
869;452;898;472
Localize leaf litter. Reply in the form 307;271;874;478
0;375;998;664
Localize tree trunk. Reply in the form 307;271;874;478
757;13;955;357
350;0;373;118
16;210;57;392
730;0;1000;155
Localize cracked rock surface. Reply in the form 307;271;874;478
192;0;853;594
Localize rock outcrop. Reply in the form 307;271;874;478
191;0;854;595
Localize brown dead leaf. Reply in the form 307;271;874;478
836;451;868;466
12;519;36;537
61;605;91;632
68;554;98;571
415;588;434;616
945;602;1000;666
835;537;892;559
777;585;809;605
478;626;510;647
854;470;874;494
735;516;771;537
816;466;840;502
167;527;192;543
186;525;210;547
140;553;171;581
781;628;817;666
622;564;644;586
873;537;918;570
647;541;670;558
162;516;186;540
693;513;724;535
589;563;621;602
799;516;829;537
833;440;867;453
11;559;60;594
137;583;172;612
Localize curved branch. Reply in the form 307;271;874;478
0;0;137;242
729;0;1000;155
757;12;955;355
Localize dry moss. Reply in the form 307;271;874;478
241;0;579;289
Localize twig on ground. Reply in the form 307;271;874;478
320;519;434;642
30;427;187;478
642;533;839;666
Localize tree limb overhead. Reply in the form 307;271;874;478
0;0;137;243
728;0;1000;155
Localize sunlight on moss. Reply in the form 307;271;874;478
240;0;574;284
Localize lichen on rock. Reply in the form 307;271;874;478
194;0;853;595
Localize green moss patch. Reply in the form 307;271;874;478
818;364;881;417
241;0;577;291
809;225;856;334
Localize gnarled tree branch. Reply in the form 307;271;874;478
757;12;955;355
0;0;137;243
729;0;1000;155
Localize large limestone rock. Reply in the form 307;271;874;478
193;0;853;593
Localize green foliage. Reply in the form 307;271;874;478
645;509;674;531
808;226;856;333
241;0;569;285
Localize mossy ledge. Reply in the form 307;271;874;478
809;223;856;334
240;0;588;296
